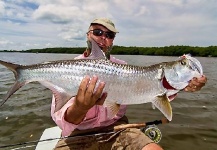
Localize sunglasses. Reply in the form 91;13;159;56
89;29;115;39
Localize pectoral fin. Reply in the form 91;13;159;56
152;94;172;121
104;100;120;119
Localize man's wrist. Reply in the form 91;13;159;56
64;103;88;124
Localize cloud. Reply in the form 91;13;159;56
0;39;13;46
1;0;217;50
58;24;86;41
0;1;5;16
33;4;80;24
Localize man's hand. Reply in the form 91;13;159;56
184;75;207;92
65;75;107;124
75;75;107;111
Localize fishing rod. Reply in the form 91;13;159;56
0;118;169;149
114;117;169;131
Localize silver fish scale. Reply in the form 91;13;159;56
73;63;161;105
18;59;166;105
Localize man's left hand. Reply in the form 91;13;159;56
184;75;207;92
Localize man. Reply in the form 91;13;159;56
52;18;207;150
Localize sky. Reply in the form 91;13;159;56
0;0;217;50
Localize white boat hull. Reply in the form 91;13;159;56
35;126;62;150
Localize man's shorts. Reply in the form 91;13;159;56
54;116;153;150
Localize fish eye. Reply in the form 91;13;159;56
180;60;186;65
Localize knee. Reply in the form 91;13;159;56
142;143;163;150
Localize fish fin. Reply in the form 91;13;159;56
153;94;172;121
0;60;21;79
0;60;25;107
1;81;25;106
53;89;73;112
104;100;120;118
39;81;73;112
86;39;108;60
103;45;112;60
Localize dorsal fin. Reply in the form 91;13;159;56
85;39;110;60
104;45;112;60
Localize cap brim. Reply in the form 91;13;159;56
91;21;119;33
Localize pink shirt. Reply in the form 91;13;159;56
51;54;127;136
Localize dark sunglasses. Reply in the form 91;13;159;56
89;29;115;39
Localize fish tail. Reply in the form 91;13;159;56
0;60;23;106
0;60;21;79
1;81;24;106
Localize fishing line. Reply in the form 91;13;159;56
0;118;168;149
10;145;36;150
0;131;116;149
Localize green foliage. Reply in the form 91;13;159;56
1;45;217;57
22;47;85;54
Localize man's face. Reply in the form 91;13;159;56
87;24;115;50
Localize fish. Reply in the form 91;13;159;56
0;40;203;121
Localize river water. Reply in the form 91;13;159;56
0;52;216;150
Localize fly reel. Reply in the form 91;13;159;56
141;125;162;143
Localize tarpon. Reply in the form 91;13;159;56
0;41;203;121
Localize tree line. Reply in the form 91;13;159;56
1;45;217;57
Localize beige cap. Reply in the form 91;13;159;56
90;18;119;33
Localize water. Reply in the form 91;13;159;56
0;53;216;150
